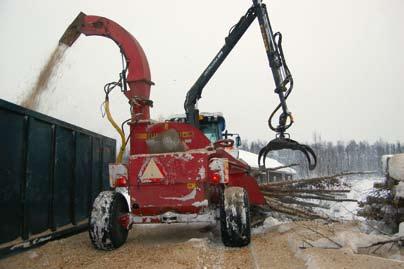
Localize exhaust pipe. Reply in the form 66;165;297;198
59;12;86;46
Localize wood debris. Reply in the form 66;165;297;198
258;172;375;219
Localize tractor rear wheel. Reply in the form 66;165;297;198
89;191;129;250
220;187;251;247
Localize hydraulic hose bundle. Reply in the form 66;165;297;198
253;1;316;170
102;63;132;164
103;98;126;163
59;12;154;164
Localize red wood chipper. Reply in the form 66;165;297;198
59;0;316;249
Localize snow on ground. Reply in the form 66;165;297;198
252;216;290;235
288;220;404;268
321;176;384;220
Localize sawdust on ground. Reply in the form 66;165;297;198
1;221;403;269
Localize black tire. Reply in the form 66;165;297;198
89;191;129;250
220;187;251;247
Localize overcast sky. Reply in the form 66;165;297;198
1;0;403;144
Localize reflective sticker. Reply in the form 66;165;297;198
260;25;270;52
223;158;229;183
134;131;193;140
187;182;197;190
135;133;147;139
139;158;165;183
180;131;193;138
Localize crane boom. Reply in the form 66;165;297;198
184;7;257;126
184;0;317;170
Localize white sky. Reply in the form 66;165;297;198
1;0;403;144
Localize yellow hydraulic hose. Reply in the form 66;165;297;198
104;98;126;163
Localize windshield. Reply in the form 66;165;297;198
200;123;220;142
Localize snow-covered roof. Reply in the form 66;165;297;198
238;149;296;174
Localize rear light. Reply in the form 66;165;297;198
210;173;221;184
208;158;229;184
109;164;128;188
115;176;127;187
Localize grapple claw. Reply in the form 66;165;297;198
258;137;317;170
258;146;267;168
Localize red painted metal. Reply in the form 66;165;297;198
63;13;267;224
115;176;127;187
64;13;153;120
129;121;212;155
211;148;266;205
119;213;131;229
128;151;212;215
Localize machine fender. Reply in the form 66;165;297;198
114;187;131;212
227;173;266;205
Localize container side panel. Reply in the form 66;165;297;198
91;138;102;205
74;133;92;221
0;109;24;244
53;127;74;227
102;140;116;190
0;99;116;246
26;119;52;235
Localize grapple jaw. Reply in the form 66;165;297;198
258;137;317;170
59;12;86;46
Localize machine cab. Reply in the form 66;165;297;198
168;112;240;146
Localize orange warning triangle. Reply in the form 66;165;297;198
140;159;164;180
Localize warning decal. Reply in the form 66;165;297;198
139;158;165;183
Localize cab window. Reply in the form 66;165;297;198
200;123;220;142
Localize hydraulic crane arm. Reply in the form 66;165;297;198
184;0;317;170
184;7;257;126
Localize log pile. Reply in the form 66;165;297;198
358;154;404;232
257;172;367;220
358;176;404;232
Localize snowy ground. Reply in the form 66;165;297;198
1;219;403;269
321;176;383;220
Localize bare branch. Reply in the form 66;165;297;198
261;171;377;188
266;163;300;171
301;225;343;248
